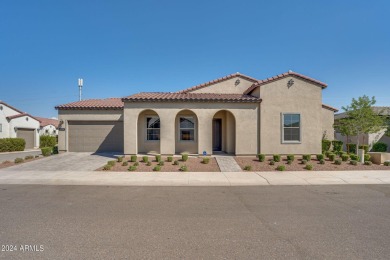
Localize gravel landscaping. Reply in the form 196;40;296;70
0;155;44;169
235;155;390;171
97;155;220;172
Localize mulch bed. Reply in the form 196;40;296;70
0;156;43;169
97;156;220;172
235;156;390;171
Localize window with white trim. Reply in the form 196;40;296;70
282;113;301;142
179;117;195;141
146;117;160;141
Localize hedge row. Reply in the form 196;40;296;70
0;138;26;152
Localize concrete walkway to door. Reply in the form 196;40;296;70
214;156;242;172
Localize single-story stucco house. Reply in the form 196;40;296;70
35;117;60;136
55;71;338;155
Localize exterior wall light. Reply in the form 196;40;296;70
287;79;294;88
235;79;240;86
26;117;29;121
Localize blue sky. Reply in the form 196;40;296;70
1;0;389;118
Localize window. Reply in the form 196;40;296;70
282;113;301;142
179;117;195;141
146;117;160;141
0;123;2;132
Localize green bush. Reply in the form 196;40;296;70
134;162;139;166
257;154;265;162
329;154;336;162
372;142;388;152
305;164;313;170
122;161;128;166
179;165;188;172
202;157;210;164
341;154;349;162
0;138;25;152
364;161;372;166
107;160;116;166
384;161;390;166
269;160;275;165
319;159;325;165
287;154;295;161
322;140;331;153
128;166;137;171
301;159;308;165
302;154;311;161
243;165;252;171
316;154;325;161
153;165;161;171
131;155;137;162
142;156;149;163
52;146;58;154
350;154;359;161
39;135;56;148
273;154;281;162
350;160;358;166
146;161;152;166
167;156;173;162
364;154;371;162
332;140;343;152
173;160;179;165
25;155;34;160
14;157;24;164
41;147;52;157
158;161;164;166
182;154;189;162
334;159;342;165
347;144;357;154
155;154;161;162
287;160;293;165
359;145;369;154
103;164;112;171
117;156;123;162
276;165;286;171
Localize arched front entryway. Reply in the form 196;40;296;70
137;109;160;154
212;110;236;154
175;110;198;154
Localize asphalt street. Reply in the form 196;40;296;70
1;185;390;259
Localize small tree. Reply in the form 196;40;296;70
334;118;355;153
338;96;386;161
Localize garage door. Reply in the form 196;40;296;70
17;128;35;149
68;121;124;152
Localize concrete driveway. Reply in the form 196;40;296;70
2;152;115;171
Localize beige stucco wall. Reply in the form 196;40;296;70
188;76;255;94
322;108;335;140
258;76;323;155
57;109;123;151
124;102;259;155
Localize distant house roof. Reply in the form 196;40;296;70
6;113;40;122
55;98;124;110
335;106;390;119
35;117;60;128
122;92;261;102
322;104;339;112
0;100;25;114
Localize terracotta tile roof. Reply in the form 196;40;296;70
177;72;259;93
0;100;25;114
123;92;261;102
244;71;328;95
35;117;60;128
322;104;339;112
6;113;40;122
55;98;124;110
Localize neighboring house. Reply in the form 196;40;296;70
335;107;390;152
55;71;338;155
0;101;40;149
35;117;60;136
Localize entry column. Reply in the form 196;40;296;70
197;113;213;155
159;111;176;155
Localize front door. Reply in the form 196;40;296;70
213;119;222;151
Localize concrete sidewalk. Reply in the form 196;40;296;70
0;169;389;186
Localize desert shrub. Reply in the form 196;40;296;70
146;161;152;166
257;154;265;162
142;156;149;163
359;145;369;154
107;160;116;166
305;164;313;170
117;156;123;162
155;154;161;162
0;138;25;152
158;161;164;166
301;159;308;165
39;135;57;148
273;154;281;162
25;155;34;160
364;154;371;162
329;154;336;162
35;155;39;158
319;159;325;165
325;151;332;158
52;146;58;154
302;154;311;161
153;165;161;171
287;154;295;161
322;140;331;153
243;165;252;171
276;165;285;171
130;155;137;162
269;160;275;165
384;161;390;166
350;160;358;166
180;165;188;172
128;166;137;171
334;159;342;165
103;164;112;171
182;154;189;162
332;140;343;152
173;160;179;165
316;154;325;161
349;154;359;161
364;161;372;166
347;144;357;154
122;161;128;166
372;142;388;152
41;147;52;157
167;156;173;162
202;157;210;164
341;154;349;162
287;160;293;165
14;157;24;164
134;162;139;166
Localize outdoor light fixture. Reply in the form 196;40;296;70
14;127;18;132
0;105;3;110
26;117;29;121
287;79;294;88
235;79;240;86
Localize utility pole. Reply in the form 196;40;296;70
78;78;83;101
